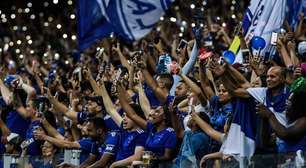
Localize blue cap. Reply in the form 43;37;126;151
4;75;17;86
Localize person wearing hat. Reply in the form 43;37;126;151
5;133;22;154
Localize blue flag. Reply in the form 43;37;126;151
77;0;113;51
106;0;174;41
77;0;175;51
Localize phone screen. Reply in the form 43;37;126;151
241;49;250;64
177;39;188;51
270;32;278;46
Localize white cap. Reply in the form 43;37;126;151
298;41;306;55
6;133;20;143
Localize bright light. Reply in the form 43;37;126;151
63;34;68;39
22;26;27;31
19;54;24;59
222;22;227;27
180;27;184;32
28;40;32;45
232;0;236;4
200;23;204;27
231;14;236;19
54;53;60;60
217;17;221;20
191;23;196;27
1;14;5;19
27;2;33;8
160;16;164;21
9;42;14;46
170;17;177;22
56;24;62;29
10;14;16;19
190;4;195;9
16;40;22;45
43;2;49;7
44;53;48;57
2;18;7;23
16;49;20;54
230;6;235;11
54;53;60;58
53;0;59;4
48;17;53;22
202;1;207;6
26;35;31;40
67;0;73;5
179;33;183;37
30;50;34;54
70;14;75;20
13;26;18;31
30;14;35;20
182;21;187;26
44;22;49;27
17;8;22;13
65;60;69;64
71;35;77;40
24;8;30;13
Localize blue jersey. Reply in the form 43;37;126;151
6;110;30;140
104;109;123;131
26;120;42;156
91;132;119;160
77;111;89;124
209;96;233;132
78;138;94;163
145;122;177;157
116;125;147;161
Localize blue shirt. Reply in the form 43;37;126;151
145;122;177;157
77;111;89;124
78;138;94;163
104;109;123;131
6;110;30;140
91;132;119;160
116;124;147;161
209;96;233;132
26;120;42;156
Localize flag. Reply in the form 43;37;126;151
234;0;287;63
77;0;113;51
221;98;257;165
77;0;175;50
105;0;175;41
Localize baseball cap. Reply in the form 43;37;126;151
7;133;21;144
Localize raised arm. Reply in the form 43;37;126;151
168;101;184;138
191;112;223;142
137;81;151;119
199;64;215;100
170;40;198;95
46;89;78;122
140;66;168;104
179;72;207;106
112;43;131;71
118;85;147;129
0;78;13;105
99;81;123;127
41;117;64;140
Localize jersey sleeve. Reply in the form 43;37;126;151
104;132;120;155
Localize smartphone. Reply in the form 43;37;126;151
176;39;188;52
241;49;250;64
270;32;278;46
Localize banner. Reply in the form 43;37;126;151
77;0;175;50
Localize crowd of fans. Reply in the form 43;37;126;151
1;0;306;168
